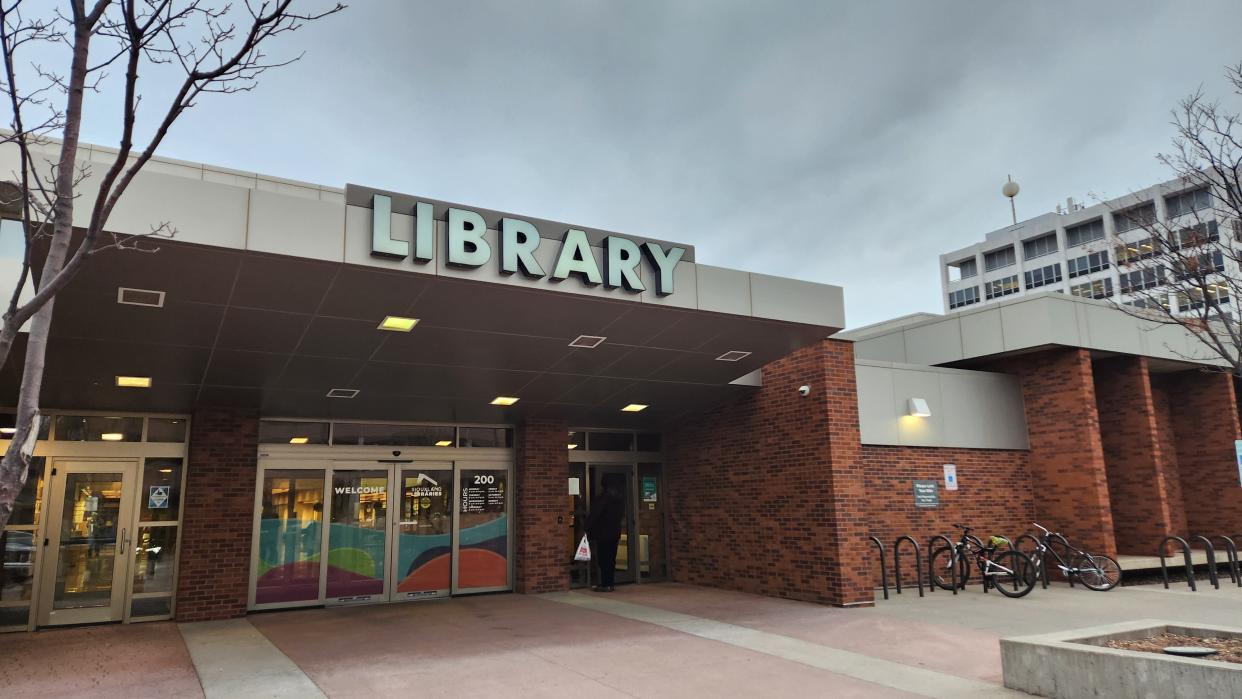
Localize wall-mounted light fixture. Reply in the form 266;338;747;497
907;397;931;417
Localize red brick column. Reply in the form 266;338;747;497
665;339;872;607
175;408;258;622
1167;370;1242;537
1094;357;1184;553
985;349;1116;556
514;418;570;593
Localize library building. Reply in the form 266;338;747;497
1;143;1239;632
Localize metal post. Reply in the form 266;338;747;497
928;535;957;596
1191;536;1220;589
1015;534;1045;589
893;536;924;597
1210;536;1240;587
868;536;889;601
1159;536;1196;591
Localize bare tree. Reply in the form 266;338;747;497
0;0;343;531
1109;61;1242;373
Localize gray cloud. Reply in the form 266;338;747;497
56;1;1242;327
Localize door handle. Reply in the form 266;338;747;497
119;528;128;555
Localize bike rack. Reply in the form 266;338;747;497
1014;534;1047;589
893;536;924;597
1190;536;1220;590
927;534;957;595
1213;536;1242;588
868;536;889;600
1049;533;1075;587
1159;536;1196;591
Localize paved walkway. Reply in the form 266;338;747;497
2;581;1241;698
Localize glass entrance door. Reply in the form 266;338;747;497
37;460;137;626
325;466;391;603
393;464;453;599
587;464;637;586
453;464;510;594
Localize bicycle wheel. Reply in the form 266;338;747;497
1072;553;1122;591
929;546;971;590
990;550;1036;598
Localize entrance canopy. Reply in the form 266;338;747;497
0;146;844;426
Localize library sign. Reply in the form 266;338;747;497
370;194;686;295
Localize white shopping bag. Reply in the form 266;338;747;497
574;534;592;562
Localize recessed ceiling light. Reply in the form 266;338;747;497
491;396;520;406
621;404;648;412
378;315;419;332
715;351;752;362
289;437;309;444
569;335;606;348
568;443;579;449
101;432;124;441
158;468;173;473
326;388;359;399
434;440;453;447
0;427;13;435
116;376;152;388
117;287;165;308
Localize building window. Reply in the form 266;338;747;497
948;286;980;309
946;258;977;282
1172;250;1225;281
1177;285;1230;311
1125;295;1171;311
1067;251;1110;278
1065;219;1105;247
1119;267;1164;294
1172;221;1219;250
1022;233;1058;260
983;246;1016;272
1023;263;1063;289
1070;278;1113;300
1115;237;1158;265
1113;202;1155;233
1165;187;1211;219
984;275;1020;300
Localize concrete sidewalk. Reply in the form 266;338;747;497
3;581;1240;698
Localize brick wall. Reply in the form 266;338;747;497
981;349;1116;555
174;408;258;622
861;446;1033;586
514;418;570;593
1093;357;1184;553
1166;370;1242;537
665;339;872;607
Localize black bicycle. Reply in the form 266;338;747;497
930;524;1037;598
1024;522;1121;591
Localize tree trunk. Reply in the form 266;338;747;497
0;22;92;532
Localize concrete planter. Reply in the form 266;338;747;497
1000;619;1242;698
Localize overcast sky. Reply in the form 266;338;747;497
60;1;1242;327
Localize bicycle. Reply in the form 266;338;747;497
1023;522;1121;591
929;524;1036;598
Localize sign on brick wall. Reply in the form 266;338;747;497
913;480;939;508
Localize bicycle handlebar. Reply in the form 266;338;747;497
1032;522;1049;535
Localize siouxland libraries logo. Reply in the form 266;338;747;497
369;194;686;295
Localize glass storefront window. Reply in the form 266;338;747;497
9;457;44;526
130;596;172;618
54;415;143;442
139;458;182;522
395;467;452;597
636;433;662;452
588;432;633;451
332;423;455;447
132;526;178;594
326;470;388;598
146;418;187;443
0;606;29;628
457;427;512;448
0;530;35;602
568;431;583;450
457;469;508;591
256;471;324;605
258;421;330;445
0;413;49;440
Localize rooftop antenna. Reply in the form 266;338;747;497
1002;175;1020;225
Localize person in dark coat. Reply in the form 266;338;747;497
586;474;625;592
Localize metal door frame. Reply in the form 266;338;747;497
450;461;513;595
36;458;139;627
391;461;454;601
322;461;395;606
586;463;639;586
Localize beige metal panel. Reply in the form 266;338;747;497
891;367;946;447
939;370;1029;449
319;190;345;204
693;265;752;316
203;167;259;189
855;363;899;445
959;307;1005;357
247;190;345;263
852;332;908;363
256;176;322;200
104;169;249;249
998;297;1059;351
904;320;964;366
639;259;698;310
749;272;845;328
1077;303;1145;354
